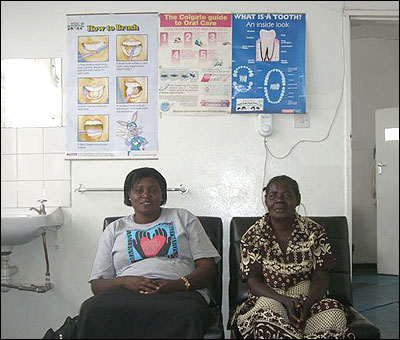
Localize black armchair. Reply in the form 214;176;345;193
228;216;380;339
103;215;224;339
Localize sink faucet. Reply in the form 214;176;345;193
29;199;47;215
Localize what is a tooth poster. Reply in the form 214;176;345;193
158;13;232;115
65;13;158;159
232;13;306;114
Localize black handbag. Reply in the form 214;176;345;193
42;316;79;339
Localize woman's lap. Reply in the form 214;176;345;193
233;296;353;339
77;288;211;339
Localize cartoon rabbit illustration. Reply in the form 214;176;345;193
116;111;148;153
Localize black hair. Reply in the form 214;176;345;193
263;175;301;206
123;167;167;206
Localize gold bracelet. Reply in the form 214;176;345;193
181;276;191;291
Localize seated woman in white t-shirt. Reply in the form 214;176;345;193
77;167;221;339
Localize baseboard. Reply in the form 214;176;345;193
352;263;377;270
353;263;378;274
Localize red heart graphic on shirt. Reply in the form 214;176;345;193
140;235;166;258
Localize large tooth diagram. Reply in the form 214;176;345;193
256;29;280;61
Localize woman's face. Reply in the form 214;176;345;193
265;179;298;221
129;177;162;223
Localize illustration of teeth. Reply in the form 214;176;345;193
121;39;143;58
83;85;105;101
82;42;106;52
259;29;277;61
84;119;103;140
125;81;143;98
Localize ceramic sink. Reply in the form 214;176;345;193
1;207;63;249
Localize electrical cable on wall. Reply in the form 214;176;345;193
261;6;347;217
262;5;346;187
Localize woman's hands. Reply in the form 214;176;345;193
91;276;188;295
291;269;330;331
296;302;310;331
91;257;215;295
118;276;187;294
118;276;160;294
281;296;303;328
155;279;185;294
247;277;310;331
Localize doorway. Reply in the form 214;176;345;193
350;17;399;266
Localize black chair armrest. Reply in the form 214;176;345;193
347;306;381;339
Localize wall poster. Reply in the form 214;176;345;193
65;13;158;159
158;13;232;115
232;13;306;114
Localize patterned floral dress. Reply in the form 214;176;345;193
229;213;355;339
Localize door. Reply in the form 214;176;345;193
375;107;399;275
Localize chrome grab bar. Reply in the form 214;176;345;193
74;184;189;195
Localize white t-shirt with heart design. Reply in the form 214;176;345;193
89;207;221;302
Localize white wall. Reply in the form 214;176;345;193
1;1;398;338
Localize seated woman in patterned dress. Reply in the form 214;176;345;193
229;175;355;339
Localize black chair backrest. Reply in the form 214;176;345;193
229;216;353;314
310;216;353;306
103;215;223;307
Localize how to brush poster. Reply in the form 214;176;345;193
65;13;158;159
231;13;306;114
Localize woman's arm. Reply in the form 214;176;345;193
303;269;329;308
90;276;160;295
187;257;216;290
91;256;216;295
297;269;329;329
157;258;216;293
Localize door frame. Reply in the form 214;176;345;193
343;9;399;268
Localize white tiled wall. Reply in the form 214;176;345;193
1;127;71;208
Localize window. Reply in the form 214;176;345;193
1;58;62;128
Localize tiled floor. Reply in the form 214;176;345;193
352;264;399;339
